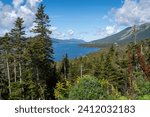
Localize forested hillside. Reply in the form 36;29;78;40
0;4;150;100
55;39;150;100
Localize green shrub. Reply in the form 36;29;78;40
69;75;109;100
138;95;150;100
9;82;22;100
118;96;128;100
54;80;71;100
133;74;150;98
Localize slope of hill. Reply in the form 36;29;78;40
52;38;85;44
88;23;150;46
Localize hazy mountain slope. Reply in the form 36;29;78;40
90;23;150;45
52;38;85;44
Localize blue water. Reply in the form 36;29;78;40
53;43;99;61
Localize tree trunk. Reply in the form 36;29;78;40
6;52;11;95
19;62;24;99
19;63;22;84
14;58;17;82
38;83;45;100
127;49;133;95
64;62;66;79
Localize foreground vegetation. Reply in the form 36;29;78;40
0;4;150;100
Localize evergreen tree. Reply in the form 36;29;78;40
32;3;53;62
9;17;26;99
0;33;12;97
61;54;70;79
31;4;54;99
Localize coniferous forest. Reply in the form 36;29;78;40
0;4;150;100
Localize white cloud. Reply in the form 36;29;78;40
49;26;57;31
105;25;117;35
95;25;120;38
96;0;150;40
53;31;66;39
18;5;35;27
67;29;74;37
51;28;83;40
114;0;150;26
0;0;42;36
13;0;24;8
0;5;16;30
27;0;42;7
52;29;75;39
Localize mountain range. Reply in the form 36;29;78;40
52;38;85;44
88;23;150;46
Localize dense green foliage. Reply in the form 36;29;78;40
69;76;112;100
55;39;150;100
0;4;57;100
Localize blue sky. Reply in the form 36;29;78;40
42;0;122;41
0;0;150;41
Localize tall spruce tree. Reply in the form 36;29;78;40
32;4;53;62
10;17;25;82
31;4;54;99
9;17;25;99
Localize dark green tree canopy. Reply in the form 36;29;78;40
10;17;25;40
32;4;52;38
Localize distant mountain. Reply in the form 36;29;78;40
89;23;150;46
52;38;85;44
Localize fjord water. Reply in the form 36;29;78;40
53;42;99;61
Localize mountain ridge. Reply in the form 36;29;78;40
88;23;150;46
52;38;85;44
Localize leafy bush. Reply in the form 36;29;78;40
9;82;22;100
138;95;150;100
118;96;128;100
54;80;71;100
134;73;150;97
69;75;110;100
